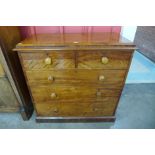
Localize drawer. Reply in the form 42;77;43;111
19;51;75;70
26;69;126;88
78;51;132;69
35;97;118;117
30;85;121;102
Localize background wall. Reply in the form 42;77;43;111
134;26;155;62
19;26;121;39
121;26;137;41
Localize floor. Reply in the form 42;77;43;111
126;51;155;83
0;83;155;129
0;51;155;129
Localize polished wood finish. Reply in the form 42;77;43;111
36;116;116;123
35;97;118;117
19;51;132;70
0;26;33;120
14;33;136;122
25;69;126;88
78;51;132;69
31;85;121;102
19;51;75;70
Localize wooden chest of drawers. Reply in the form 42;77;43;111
14;33;136;122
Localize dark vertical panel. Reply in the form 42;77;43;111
0;26;33;119
134;26;155;62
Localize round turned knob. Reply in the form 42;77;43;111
44;57;52;65
48;76;54;81
53;108;58;113
51;93;57;99
96;91;102;97
99;75;105;81
93;108;99;111
101;57;109;64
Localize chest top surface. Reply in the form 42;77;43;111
14;33;136;51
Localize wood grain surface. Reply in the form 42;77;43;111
19;50;132;70
30;84;121;103
19;51;75;70
35;97;118;117
78;50;132;69
25;69;126;88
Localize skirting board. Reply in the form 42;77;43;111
36;116;116;123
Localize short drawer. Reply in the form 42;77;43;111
78;51;132;69
26;69;126;89
19;51;75;70
30;85;121;102
35;97;118;117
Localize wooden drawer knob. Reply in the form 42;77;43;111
93;108;99;111
45;57;52;65
48;76;54;81
101;57;109;64
96;91;102;97
99;75;105;81
53;108;58;113
51;93;57;99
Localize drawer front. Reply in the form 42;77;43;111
19;51;75;70
30;85;121;102
78;51;132;69
35;97;118;117
26;69;126;88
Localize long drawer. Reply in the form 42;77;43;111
35;97;118;117
26;69;126;88
30;85;121;102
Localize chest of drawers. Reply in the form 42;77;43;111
14;33;136;122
